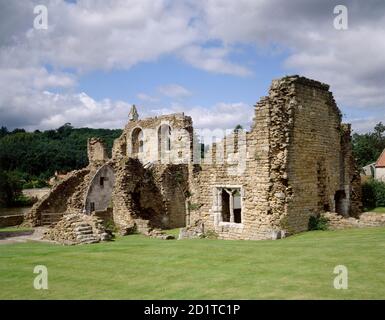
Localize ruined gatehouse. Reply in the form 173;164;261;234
26;76;363;241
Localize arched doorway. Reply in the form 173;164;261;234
334;190;347;216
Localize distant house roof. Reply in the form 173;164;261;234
376;149;385;168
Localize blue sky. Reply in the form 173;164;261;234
0;0;384;132
78;49;284;107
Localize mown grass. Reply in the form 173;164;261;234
369;207;385;213
1;227;385;300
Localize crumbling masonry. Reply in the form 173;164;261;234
26;76;363;241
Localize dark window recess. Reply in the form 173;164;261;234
234;208;242;223
90;202;95;212
100;177;105;187
221;190;230;222
334;190;346;215
219;188;242;224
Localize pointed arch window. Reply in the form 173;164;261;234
158;124;172;157
132;128;144;155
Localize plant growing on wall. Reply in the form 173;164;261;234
188;203;202;211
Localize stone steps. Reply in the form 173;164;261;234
74;222;99;244
41;213;64;226
76;234;99;244
74;226;93;233
43;213;111;245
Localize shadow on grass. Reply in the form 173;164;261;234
0;229;34;239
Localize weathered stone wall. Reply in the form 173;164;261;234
25;168;90;226
112;158;166;232
283;77;342;233
111;158;144;232
112;158;188;233
188;76;362;240
111;112;192;233
113;113;193;165
0;214;24;228
22;188;50;200
84;164;115;214
65;166;99;214
284;77;361;234
151;164;189;228
322;212;385;230
65;143;111;215
87;137;109;164
340;124;362;217
188;95;274;240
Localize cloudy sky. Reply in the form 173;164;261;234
0;0;384;132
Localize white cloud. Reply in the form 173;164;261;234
10;0;200;71
150;101;253;130
0;1;252;76
0;89;132;131
137;93;159;103
179;45;253;77
0;0;384;132
188;102;252;129
347;116;385;134
200;0;385;111
158;84;192;98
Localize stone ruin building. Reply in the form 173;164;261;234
26;75;363;242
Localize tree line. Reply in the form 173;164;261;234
0;123;121;207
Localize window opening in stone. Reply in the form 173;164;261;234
219;188;242;223
221;190;230;222
158;124;172;159
132;128;144;155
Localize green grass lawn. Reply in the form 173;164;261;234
369;207;385;213
1;227;385;300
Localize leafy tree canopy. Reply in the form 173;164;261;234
353;122;385;167
0;125;122;188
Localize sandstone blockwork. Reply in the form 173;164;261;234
26;75;363;241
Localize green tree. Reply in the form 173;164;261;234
0;126;8;138
234;124;243;132
0;124;122;188
353;122;385;167
0;170;23;207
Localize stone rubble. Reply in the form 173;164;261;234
43;213;112;245
178;220;205;239
322;212;385;230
